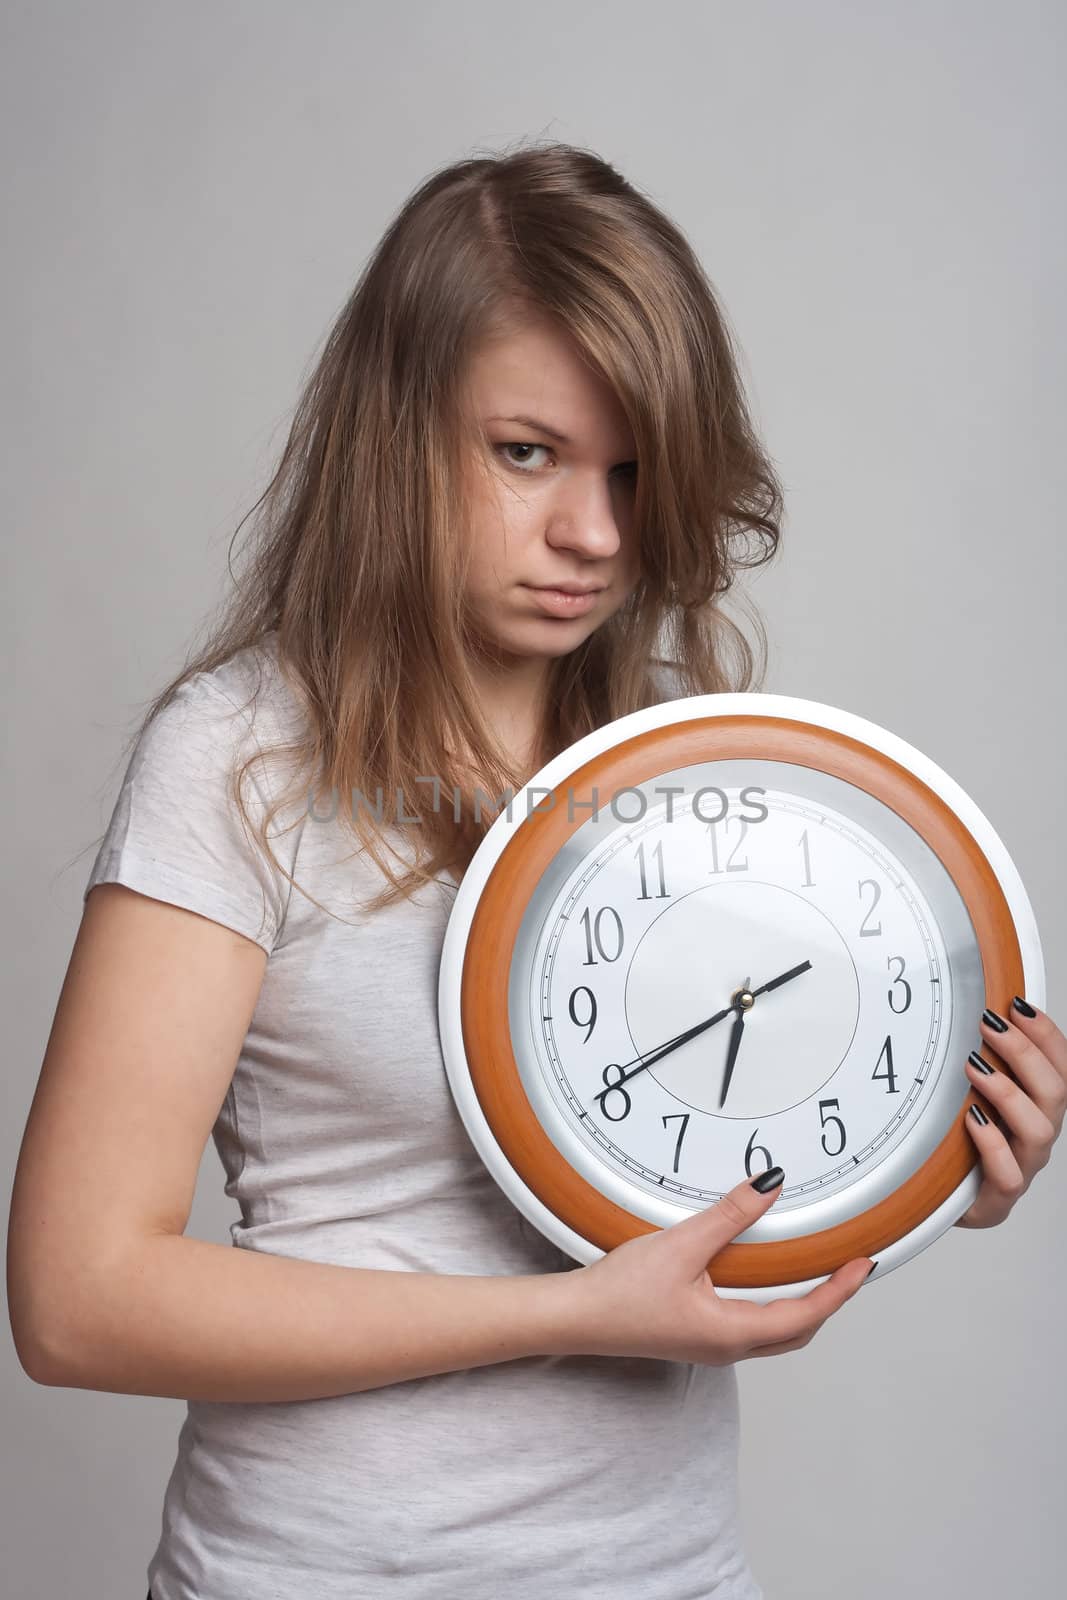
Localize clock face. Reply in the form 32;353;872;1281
508;758;986;1242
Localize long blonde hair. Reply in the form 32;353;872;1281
96;139;785;915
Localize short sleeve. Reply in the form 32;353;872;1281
83;673;290;955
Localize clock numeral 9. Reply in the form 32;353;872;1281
580;905;625;966
567;985;598;1042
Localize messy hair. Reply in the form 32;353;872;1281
102;139;784;915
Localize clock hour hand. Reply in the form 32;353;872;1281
719;978;750;1110
718;964;810;1108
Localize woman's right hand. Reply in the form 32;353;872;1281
566;1169;874;1365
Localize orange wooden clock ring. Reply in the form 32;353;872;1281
458;714;1024;1288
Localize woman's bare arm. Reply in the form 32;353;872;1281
7;884;580;1402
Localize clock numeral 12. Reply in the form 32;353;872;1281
707;817;750;875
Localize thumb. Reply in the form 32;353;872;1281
663;1166;786;1278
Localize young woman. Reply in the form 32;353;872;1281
9;143;1065;1600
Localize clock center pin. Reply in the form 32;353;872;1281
733;979;755;1012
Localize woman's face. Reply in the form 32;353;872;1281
460;314;641;669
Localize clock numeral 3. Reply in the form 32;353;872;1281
887;955;912;1013
580;905;625;966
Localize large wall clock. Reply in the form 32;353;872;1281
437;692;1045;1303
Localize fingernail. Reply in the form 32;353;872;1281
967;1050;996;1075
982;1007;1008;1033
750;1166;785;1193
1012;995;1037;1018
969;1103;990;1125
865;1260;878;1279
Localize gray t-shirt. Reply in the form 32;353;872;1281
84;636;763;1600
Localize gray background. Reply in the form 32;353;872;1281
4;2;1064;1595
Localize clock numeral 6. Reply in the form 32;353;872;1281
744;1126;775;1179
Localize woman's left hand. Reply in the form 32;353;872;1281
955;996;1067;1228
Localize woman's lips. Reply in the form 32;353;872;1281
525;585;602;617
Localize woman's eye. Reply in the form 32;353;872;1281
498;442;552;472
497;443;638;481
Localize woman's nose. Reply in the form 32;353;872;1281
543;476;624;559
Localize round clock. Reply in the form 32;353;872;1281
437;692;1045;1303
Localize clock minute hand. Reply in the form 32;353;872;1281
591;1000;737;1108
750;959;812;998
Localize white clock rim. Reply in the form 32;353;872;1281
437;691;1046;1304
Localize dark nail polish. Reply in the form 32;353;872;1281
969;1103;989;1125
865;1260;878;1279
750;1165;785;1193
982;1007;1008;1033
1012;995;1037;1018
968;1050;996;1075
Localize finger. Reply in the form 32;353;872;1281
667;1169;787;1277
719;1257;874;1351
1006;995;1067;1084
965;1052;1057;1168
747;1332;815;1358
961;1099;1027;1212
979;1006;1067;1130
